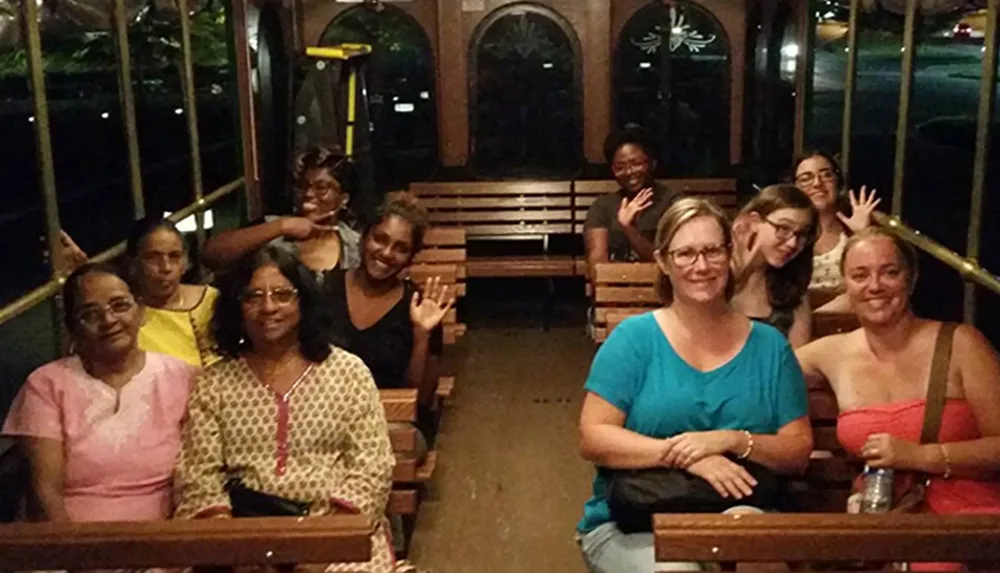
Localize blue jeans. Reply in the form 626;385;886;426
578;522;702;573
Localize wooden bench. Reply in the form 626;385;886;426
653;513;1000;571
380;389;437;518
0;516;372;569
571;178;740;235
410;180;577;278
590;262;659;342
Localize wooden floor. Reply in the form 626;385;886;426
408;326;595;573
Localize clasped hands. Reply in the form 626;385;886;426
660;430;757;500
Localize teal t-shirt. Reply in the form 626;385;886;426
577;312;808;534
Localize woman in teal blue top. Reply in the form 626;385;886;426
577;198;813;573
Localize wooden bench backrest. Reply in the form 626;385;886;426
403;227;468;343
410;181;574;238
0;516;373;569
590;262;659;342
653;513;1000;565
572;178;739;234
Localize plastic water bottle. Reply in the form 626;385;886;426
860;466;894;513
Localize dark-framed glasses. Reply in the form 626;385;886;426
76;298;137;327
794;169;837;187
666;244;730;267
764;218;813;244
240;287;299;307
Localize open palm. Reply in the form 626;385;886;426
410;276;456;332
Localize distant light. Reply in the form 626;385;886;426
174;108;183;115
781;43;799;58
393;95;399;102
542;62;553;69
28;116;34;123
671;26;683;35
164;210;214;232
101;112;109;119
824;11;835;19
845;47;850;53
419;91;430;99
639;62;652;69
394;103;415;113
982;46;987;53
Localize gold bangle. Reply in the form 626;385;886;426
738;430;754;460
939;444;952;480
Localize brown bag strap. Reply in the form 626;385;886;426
920;322;958;444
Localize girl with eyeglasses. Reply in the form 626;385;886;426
3;263;196;523
792;151;880;292
202;147;362;281
174;245;396;573
730;184;819;347
577;198;812;573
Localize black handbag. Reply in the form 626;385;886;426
606;458;783;533
225;478;311;518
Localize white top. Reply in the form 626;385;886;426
810;232;848;290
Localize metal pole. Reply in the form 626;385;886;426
891;0;919;217
230;0;261;220
792;0;815;158
112;0;145;219
21;0;65;351
839;0;861;181
177;0;206;271
963;0;998;323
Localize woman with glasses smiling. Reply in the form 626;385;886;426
792;151;880;291
577;198;812;573
174;245;396;573
730;184;820;347
3;263;196;523
202;147;362;281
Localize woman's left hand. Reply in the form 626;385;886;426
861;433;922;470
661;430;742;468
410;276;456;333
837;185;881;234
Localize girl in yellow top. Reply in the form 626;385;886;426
125;217;221;368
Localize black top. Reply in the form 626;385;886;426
750;307;795;339
582;182;683;262
324;269;443;390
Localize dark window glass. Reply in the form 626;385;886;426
615;1;730;176
470;7;582;177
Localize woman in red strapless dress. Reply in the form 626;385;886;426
797;228;1000;564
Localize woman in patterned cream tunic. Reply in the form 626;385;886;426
174;245;396;573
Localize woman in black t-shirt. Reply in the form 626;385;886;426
325;191;454;458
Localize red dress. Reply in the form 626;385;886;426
838;398;1000;515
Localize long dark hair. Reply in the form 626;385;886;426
791;149;850;215
213;245;333;362
737;184;818;311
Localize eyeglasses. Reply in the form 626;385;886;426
665;244;730;267
794;169;837;187
240;287;299;307
76;298;137;327
764;218;813;245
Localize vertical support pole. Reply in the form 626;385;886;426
891;0;919;217
964;0;998;323
112;0;145;219
839;0;861;181
177;0;206;270
21;0;65;351
792;0;815;158
346;66;357;159
231;0;262;220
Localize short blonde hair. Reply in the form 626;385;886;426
653;197;734;305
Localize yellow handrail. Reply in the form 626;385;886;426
0;177;245;328
873;212;1000;296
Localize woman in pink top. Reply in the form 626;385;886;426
797;227;1000;515
2;262;195;522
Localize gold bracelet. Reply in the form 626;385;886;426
939;444;952;480
738;430;754;460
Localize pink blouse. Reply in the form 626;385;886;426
838;398;1000;515
2;352;195;522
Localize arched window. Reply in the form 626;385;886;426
321;6;437;188
469;4;582;177
615;1;730;175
